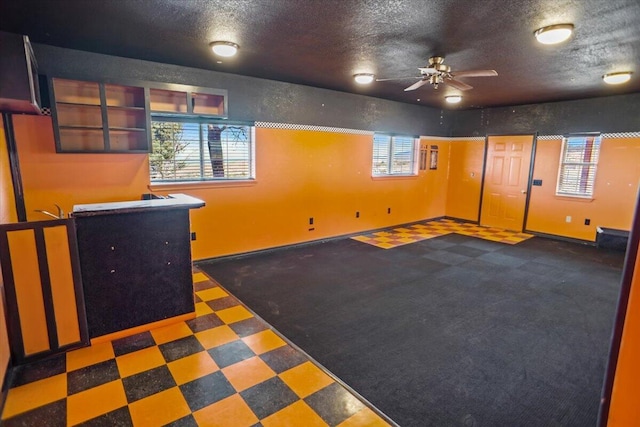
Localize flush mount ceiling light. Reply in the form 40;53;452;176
445;95;462;104
354;73;375;84
210;41;239;57
534;24;574;45
603;71;633;85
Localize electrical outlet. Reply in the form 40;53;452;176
387;207;391;214
356;211;360;218
190;232;196;241
566;216;572;223
585;218;590;225
309;217;314;225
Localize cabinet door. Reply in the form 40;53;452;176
0;219;89;364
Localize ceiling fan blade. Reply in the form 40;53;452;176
451;69;498;78
444;78;473;91
418;67;437;74
404;79;429;92
375;76;422;82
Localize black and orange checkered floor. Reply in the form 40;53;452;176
352;218;533;249
1;272;391;426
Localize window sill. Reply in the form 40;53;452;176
554;194;594;202
148;179;257;191
371;174;419;181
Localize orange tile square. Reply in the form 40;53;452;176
128;387;191;426
216;306;253;324
67;380;127;425
279;361;334;398
67;341;114;371
168;351;219;385
196;286;228;302
337;407;391;427
196;301;215;316
193;272;209;283
150;321;193;345
242;330;287;355
116;345;166;378
261;401;329;427
195;325;240;349
193;394;259;427
2;374;67;419
222;356;276;392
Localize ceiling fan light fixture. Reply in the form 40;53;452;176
445;95;462;104
354;73;375;84
603;71;632;85
534;24;574;45
210;41;239;57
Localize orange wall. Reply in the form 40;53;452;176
526;137;640;241
14;115;150;220
1;115;16;392
445;139;484;221
165;131;449;260
14;118;450;260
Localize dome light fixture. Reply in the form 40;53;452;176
445;95;462;104
534;24;574;45
210;41;239;57
603;71;632;85
354;73;375;84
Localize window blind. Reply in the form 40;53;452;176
556;135;601;197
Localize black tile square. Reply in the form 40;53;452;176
112;331;156;357
76;406;132;426
3;398;66;427
228;317;269;338
194;280;216;291
186;312;224;333
206;296;241;311
122;365;177;403
240;377;298;419
259;345;308;373
159;335;205;363
304;383;365;426
10;353;66;387
179;371;236;412
443;244;488;258
422;249;471;265
477;251;528;268
207;340;255;368
164;414;198;427
67;359;120;395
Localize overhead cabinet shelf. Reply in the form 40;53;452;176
49;78;228;153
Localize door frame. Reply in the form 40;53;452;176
477;133;538;232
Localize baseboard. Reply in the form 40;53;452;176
525;230;597;246
196;216;447;264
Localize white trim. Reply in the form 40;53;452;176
421;135;485;141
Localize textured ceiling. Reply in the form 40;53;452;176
1;0;639;109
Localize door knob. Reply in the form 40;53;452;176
521;190;527;194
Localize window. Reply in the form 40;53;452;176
556;134;601;197
149;117;254;182
372;134;418;176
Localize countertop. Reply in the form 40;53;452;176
71;193;205;217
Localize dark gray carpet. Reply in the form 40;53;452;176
198;234;624;427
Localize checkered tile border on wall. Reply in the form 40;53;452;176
255;122;374;135
538;132;640;140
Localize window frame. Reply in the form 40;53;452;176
149;115;255;183
372;133;420;177
555;133;602;199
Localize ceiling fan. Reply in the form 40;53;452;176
376;56;498;91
